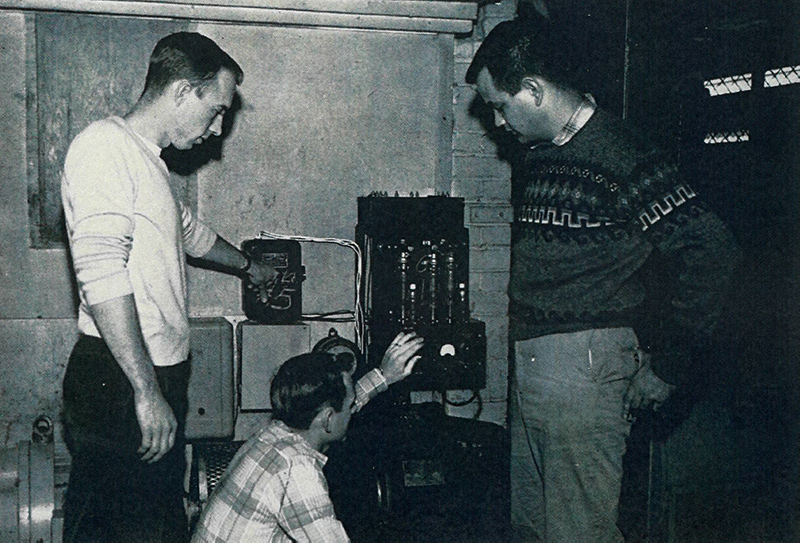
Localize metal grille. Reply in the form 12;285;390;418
764;65;800;88
704;130;750;145
704;74;752;96
197;441;245;497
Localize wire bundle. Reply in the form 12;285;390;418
258;230;365;352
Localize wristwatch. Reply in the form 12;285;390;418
238;253;252;278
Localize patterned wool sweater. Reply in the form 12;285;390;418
509;108;740;384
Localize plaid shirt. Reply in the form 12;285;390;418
353;368;387;412
192;420;348;543
192;370;387;542
549;93;597;147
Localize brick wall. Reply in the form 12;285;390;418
446;1;516;425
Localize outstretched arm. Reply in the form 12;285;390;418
353;332;423;412
195;236;278;300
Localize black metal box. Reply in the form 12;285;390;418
241;239;304;324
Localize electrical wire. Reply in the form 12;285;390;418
443;389;480;407
443;389;483;420
258;230;365;351
302;309;354;317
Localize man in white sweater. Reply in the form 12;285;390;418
60;32;276;542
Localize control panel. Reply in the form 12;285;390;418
357;194;486;391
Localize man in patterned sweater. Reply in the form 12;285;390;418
192;332;422;542
466;18;740;542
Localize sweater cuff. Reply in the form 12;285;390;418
80;270;135;306
185;223;217;258
353;369;388;412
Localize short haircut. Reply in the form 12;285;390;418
270;353;352;430
141;32;243;99
466;18;581;95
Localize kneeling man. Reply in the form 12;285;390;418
192;332;422;542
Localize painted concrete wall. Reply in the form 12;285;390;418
187;22;453;318
0;2;517;448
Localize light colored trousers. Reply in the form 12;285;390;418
510;328;641;542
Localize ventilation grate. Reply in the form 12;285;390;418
704;130;750;144
197;441;245;496
764;65;800;88
704;74;752;96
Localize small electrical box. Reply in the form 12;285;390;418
241;239;305;324
187;318;234;439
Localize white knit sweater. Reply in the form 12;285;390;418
62;116;217;366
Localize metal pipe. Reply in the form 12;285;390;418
0;0;475;33
0;441;55;543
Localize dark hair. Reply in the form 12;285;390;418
270;353;352;430
466;18;581;95
141;32;243;99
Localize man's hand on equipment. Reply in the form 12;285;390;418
379;331;424;385
245;260;279;303
135;389;178;463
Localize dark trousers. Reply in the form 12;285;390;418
62;335;190;543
